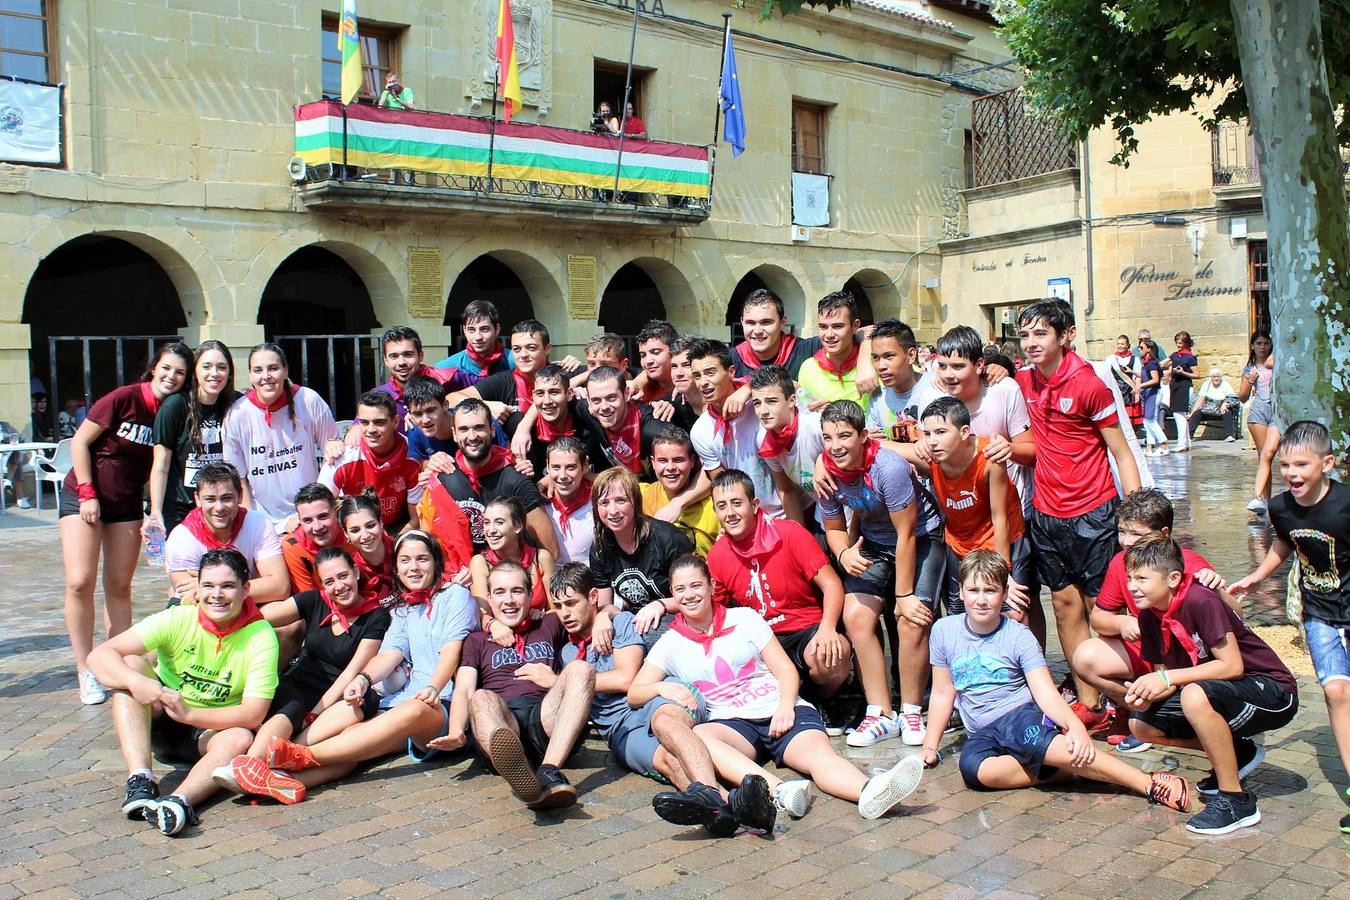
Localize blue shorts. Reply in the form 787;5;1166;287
716;705;827;767
958;700;1061;790
610;697;689;779
842;533;947;612
1305;618;1350;686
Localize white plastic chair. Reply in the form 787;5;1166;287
33;439;73;515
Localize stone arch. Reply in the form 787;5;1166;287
243;233;404;331
843;268;900;324
598;255;698;337
443;244;565;340
726;262;809;335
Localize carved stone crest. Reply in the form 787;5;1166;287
466;0;553;116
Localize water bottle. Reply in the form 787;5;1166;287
144;521;165;567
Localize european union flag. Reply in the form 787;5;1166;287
719;32;746;157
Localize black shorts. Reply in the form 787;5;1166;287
58;485;143;524
150;714;209;764
776;624;822;680
270;664;381;733
958;700;1061;790
719;706;827;767
470;694;576;771
842;534;947;612
1027;498;1119;596
1133;675;1299;741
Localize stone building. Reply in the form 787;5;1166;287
0;0;1007;424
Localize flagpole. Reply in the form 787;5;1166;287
486;60;501;192
706;13;732;212
611;0;642;200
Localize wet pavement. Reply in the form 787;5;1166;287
0;438;1345;899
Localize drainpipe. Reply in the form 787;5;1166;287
1080;136;1096;346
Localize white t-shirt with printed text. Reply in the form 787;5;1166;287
222;387;338;531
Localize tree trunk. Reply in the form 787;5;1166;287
1230;0;1350;453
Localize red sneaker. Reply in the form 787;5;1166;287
230;755;307;804
1147;771;1191;812
1104;707;1132;745
1070;701;1112;733
266;735;318;772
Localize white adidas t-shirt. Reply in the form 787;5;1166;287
222;387;338;531
691;406;782;518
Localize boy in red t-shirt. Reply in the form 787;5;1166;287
320;391;423;531
705;470;851;707
1014;299;1140;728
1072;490;1234;750
1122;536;1298;835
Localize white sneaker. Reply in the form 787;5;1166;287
16;498;31;509
211;764;243;795
858;754;924;820
1225;436;1236;442
845;705;902;748
78;669;107;705
773;779;814;818
899;710;927;746
1246;497;1268;512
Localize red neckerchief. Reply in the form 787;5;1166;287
139;382;163;416
706;400;734;446
486;540;537;570
821;438;881;490
359;433;410;488
353;535;396;605
535;406;576;443
725;511;782;563
550;481;592;537
639;381;668;403
758;409;799;459
245;384;298;426
604;403;644;472
293;525;346;556
197;596;265;652
511;618;533;660
813;344;859;385
318;587;382;632
386;365;455;401
1113;350;1133;361
1156;587;1201;665
455;446;514;495
181;507;245;551
670;603;735;655
466;342;505;372
735;333;798;371
568;630;591;662
401;582;447;618
512;369;535;412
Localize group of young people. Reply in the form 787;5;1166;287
66;292;1345;840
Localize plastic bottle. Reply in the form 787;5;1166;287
144;521;165;566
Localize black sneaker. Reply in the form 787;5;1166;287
529;764;577;810
1339;811;1349;834
147;794;198;837
652;782;738;836
121;773;159;819
1185;792;1261;835
727;774;776;834
819;698;849;737
1197;738;1264;795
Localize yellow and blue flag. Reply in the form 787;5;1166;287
339;0;362;105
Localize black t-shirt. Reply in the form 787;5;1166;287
589;517;694;610
460;613;565;701
436;467;545;551
477;367;588;438
289;590;392;683
731;335;822;380
152;392;226;529
1139;584;1297;695
573;399;668;478
669;394;702;433
526;399;613;482
1270;479;1350;626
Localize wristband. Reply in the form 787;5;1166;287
76;482;97;502
895;592;915;599
356;673;372;687
1158;669;1171;689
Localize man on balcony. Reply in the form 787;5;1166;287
377;74;416;185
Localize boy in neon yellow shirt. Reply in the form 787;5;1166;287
796;292;870;412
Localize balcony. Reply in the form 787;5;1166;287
292;100;711;228
1212;119;1350;199
970;87;1078;188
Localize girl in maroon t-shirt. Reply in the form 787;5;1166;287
61;343;192;705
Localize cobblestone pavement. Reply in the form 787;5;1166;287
1;444;1347;899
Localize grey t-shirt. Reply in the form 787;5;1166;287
815;447;941;543
929;615;1047;734
559;610;645;740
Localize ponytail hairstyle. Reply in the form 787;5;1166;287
187;340;237;456
248;341;298;426
141;342;194;394
336;488;384;531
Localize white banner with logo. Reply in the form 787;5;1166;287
0;80;62;164
791;172;830;227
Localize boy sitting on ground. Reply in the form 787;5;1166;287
921;550;1191;815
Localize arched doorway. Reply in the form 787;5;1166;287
726;265;808;344
841;276;877;325
23;235;187;431
258;246;381;419
445;255;536;344
599;263;667;343
844;268;901;324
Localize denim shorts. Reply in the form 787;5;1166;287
1306;617;1350;686
842;533;947;612
1247;394;1275;428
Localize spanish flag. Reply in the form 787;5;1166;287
339;0;362;106
496;0;522;122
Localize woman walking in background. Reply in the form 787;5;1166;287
1135;339;1168;455
1166;331;1199;452
1239;331;1277;512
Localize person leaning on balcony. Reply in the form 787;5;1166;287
621;101;647;140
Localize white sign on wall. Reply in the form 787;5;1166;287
0;80;61;164
1047;277;1072;301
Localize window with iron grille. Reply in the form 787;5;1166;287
1;0;56;83
321;15;401;102
970;87;1077;187
792;100;828;174
1248;239;1270;334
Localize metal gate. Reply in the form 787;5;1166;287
46;335;180;436
272;333;383;422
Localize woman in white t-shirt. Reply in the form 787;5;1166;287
629;555;924;822
223;343;337;532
